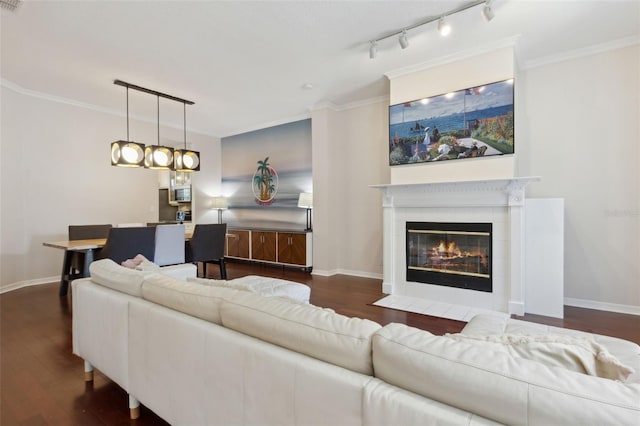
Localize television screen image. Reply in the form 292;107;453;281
388;79;514;166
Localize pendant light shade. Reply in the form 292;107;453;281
144;95;175;170
112;86;145;167
144;145;175;169
174;149;200;171
111;140;145;167
174;102;201;172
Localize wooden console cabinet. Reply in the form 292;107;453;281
225;228;312;271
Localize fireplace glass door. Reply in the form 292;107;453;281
406;222;492;292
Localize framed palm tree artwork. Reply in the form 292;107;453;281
252;157;279;205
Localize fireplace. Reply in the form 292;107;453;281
406;222;492;292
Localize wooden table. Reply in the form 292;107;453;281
44;232;194;297
43;239;107;297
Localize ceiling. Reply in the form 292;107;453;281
2;0;639;139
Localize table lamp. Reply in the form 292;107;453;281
297;192;313;231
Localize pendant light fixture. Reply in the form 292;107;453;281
111;86;145;167
174;102;201;172
144;95;175;170
111;79;198;172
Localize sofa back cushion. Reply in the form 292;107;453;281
220;291;381;375
373;323;640;426
142;274;241;324
89;258;148;297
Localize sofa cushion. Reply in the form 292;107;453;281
220;291;381;375
142;274;242;324
188;275;311;303
373;322;640;426
446;333;635;381
89;258;149;297
187;277;253;291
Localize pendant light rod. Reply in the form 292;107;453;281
157;95;160;145
126;87;130;140
114;79;194;105
183;103;187;148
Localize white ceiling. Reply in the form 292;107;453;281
2;0;639;138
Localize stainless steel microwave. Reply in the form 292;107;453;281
175;187;191;202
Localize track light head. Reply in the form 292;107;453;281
481;2;494;22
369;41;378;59
437;17;451;36
399;30;409;49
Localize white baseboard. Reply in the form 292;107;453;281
564;297;640;316
1;276;58;294
311;268;383;280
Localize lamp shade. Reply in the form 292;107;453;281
174;149;201;172
297;192;313;209
111;140;145;167
211;196;228;210
144;145;175;170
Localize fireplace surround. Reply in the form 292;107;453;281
372;177;540;316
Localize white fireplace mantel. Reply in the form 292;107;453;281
371;176;541;316
370;177;540;209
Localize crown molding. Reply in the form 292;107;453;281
1;77;214;137
311;95;389;113
220;112;311;138
384;35;520;80
521;35;640;70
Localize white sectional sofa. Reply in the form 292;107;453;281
72;259;640;426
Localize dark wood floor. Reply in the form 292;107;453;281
2;262;639;425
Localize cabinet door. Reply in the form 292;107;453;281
252;231;276;262
277;233;307;265
226;230;250;259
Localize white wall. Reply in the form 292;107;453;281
0;84;220;290
311;100;389;277
519;44;639;310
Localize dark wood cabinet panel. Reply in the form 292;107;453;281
251;231;277;262
226;230;250;259
277;233;307;266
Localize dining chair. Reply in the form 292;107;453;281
186;224;227;279
153;224;186;266
99;226;156;265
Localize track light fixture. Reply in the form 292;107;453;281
437;17;451;36
367;0;493;59
481;1;495;22
369;41;378;59
399;30;409;49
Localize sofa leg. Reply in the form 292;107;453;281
129;395;140;419
84;360;94;382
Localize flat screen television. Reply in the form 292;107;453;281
388;79;514;166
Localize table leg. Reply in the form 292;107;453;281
59;250;73;297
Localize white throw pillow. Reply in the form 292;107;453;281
446;333;635;381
